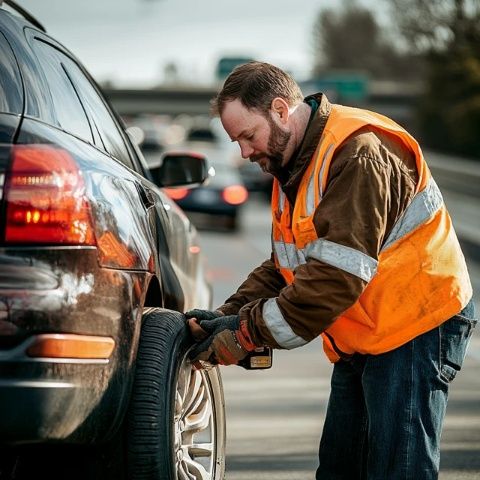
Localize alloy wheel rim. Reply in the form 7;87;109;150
174;357;216;480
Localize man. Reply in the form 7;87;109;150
185;61;476;479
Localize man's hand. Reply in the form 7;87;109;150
185;309;223;343
188;314;257;366
185;309;223;321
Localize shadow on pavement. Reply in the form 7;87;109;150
441;449;480;470
226;453;317;472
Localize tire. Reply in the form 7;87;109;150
127;308;226;480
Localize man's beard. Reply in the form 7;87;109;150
250;116;291;176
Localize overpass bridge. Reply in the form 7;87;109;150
103;82;421;131
104;86;217;117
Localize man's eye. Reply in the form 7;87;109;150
246;134;254;141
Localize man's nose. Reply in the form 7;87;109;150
239;143;254;159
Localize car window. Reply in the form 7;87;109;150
62;59;134;169
30;38;93;143
0;32;23;114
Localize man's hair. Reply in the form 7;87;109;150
211;61;304;116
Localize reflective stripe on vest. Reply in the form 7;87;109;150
304;177;444;281
318;143;335;200
382;177;443;250
262;298;308;349
305;239;378;282
305;143;334;215
278;188;286;213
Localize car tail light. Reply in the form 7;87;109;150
4;145;96;245
222;185;248;205
164;187;189;201
96;231;137;268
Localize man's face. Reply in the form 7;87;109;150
220;99;291;176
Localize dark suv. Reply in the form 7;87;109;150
0;3;225;479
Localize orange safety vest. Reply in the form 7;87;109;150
268;104;472;362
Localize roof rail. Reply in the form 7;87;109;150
1;0;46;32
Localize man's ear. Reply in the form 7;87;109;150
270;97;290;124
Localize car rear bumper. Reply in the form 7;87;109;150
0;247;147;445
0;377;79;443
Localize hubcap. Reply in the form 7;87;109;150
174;357;216;480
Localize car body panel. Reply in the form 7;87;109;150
0;248;147;443
0;114;21;145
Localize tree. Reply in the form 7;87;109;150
389;0;480;55
311;1;422;80
387;0;480;157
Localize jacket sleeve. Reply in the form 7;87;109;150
216;255;287;316
240;130;418;349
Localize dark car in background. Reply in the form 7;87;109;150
165;162;249;231
237;158;273;196
0;3;225;479
164;124;249;230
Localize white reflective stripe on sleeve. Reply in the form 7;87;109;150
305;238;378;282
262;298;308;349
273;241;306;269
287;243;306;268
382;178;443;251
273;240;290;268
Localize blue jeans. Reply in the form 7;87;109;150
316;299;477;480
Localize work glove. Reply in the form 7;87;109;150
187;314;257;366
185;309;223;322
185;309;223;343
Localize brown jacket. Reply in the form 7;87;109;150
218;94;419;348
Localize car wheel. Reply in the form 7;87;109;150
127;308;226;480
